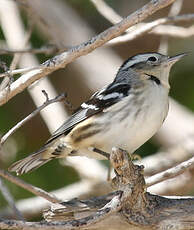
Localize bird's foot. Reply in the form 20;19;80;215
92;147;110;159
129;153;141;161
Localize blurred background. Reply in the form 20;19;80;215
0;0;194;220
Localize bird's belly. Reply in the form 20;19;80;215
91;91;168;155
70;87;169;159
98;110;165;153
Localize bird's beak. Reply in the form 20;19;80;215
167;53;188;64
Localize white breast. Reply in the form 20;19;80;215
100;84;168;153
76;83;169;159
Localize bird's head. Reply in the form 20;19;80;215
117;52;187;89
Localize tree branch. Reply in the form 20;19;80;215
0;170;61;203
0;92;67;145
0;45;59;55
1;148;194;230
107;14;194;46
0;0;176;106
0;178;24;220
146;155;194;187
90;0;122;24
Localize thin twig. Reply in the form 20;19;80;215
107;14;194;46
0;61;13;91
151;24;194;37
0;193;123;230
141;135;194;176
0;169;61;203
0;179;108;219
10;26;33;71
146;156;194;187
90;0;122;24
0;66;42;78
0;45;60;55
0;177;24;220
0;15;193;79
0;0;176;106
0;93;66;145
158;0;183;54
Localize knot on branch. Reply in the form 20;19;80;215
110;148;153;226
42;147;194;230
44;148;152;225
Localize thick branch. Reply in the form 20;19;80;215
1;148;194;230
0;0;176;106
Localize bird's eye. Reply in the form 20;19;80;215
148;56;157;62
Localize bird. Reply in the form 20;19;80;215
9;52;186;175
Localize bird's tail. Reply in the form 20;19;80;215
8;148;51;175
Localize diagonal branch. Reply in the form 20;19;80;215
0;177;24;220
90;0;122;24
0;92;67;145
0;170;61;203
146;155;194;187
0;0;176;106
108;14;194;45
1;148;194;230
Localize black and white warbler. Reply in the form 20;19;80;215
9;52;186;175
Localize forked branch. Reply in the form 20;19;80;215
0;0;176;106
1;148;194;230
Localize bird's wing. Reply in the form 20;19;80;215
46;83;131;144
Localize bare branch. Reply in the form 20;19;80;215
0;61;13;91
0;177;24;220
9;24;33;71
141;135;194;176
151;24;194;37
148;171;194;195
0;170;61;203
158;0;183;54
0;192;123;230
146;156;194;187
90;0;122;24
0;180;110;219
1;15;193;77
0;0;176;106
108;14;194;46
0;93;66;145
1;148;194;230
0;66;41;78
0;45;59;55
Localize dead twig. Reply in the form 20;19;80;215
0;177;24;220
108;14;194;46
146;155;194;187
0;45;59;56
1;148;194;230
0;61;13;91
90;0;122;24
0;92;66;145
0;169;61;204
0;0;177;106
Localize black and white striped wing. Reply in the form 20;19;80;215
46;83;131;144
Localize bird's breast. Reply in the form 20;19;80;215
96;84;169;153
67;84;169;159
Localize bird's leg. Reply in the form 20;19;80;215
130;153;142;161
92;147;111;181
92;147;110;159
107;162;112;181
